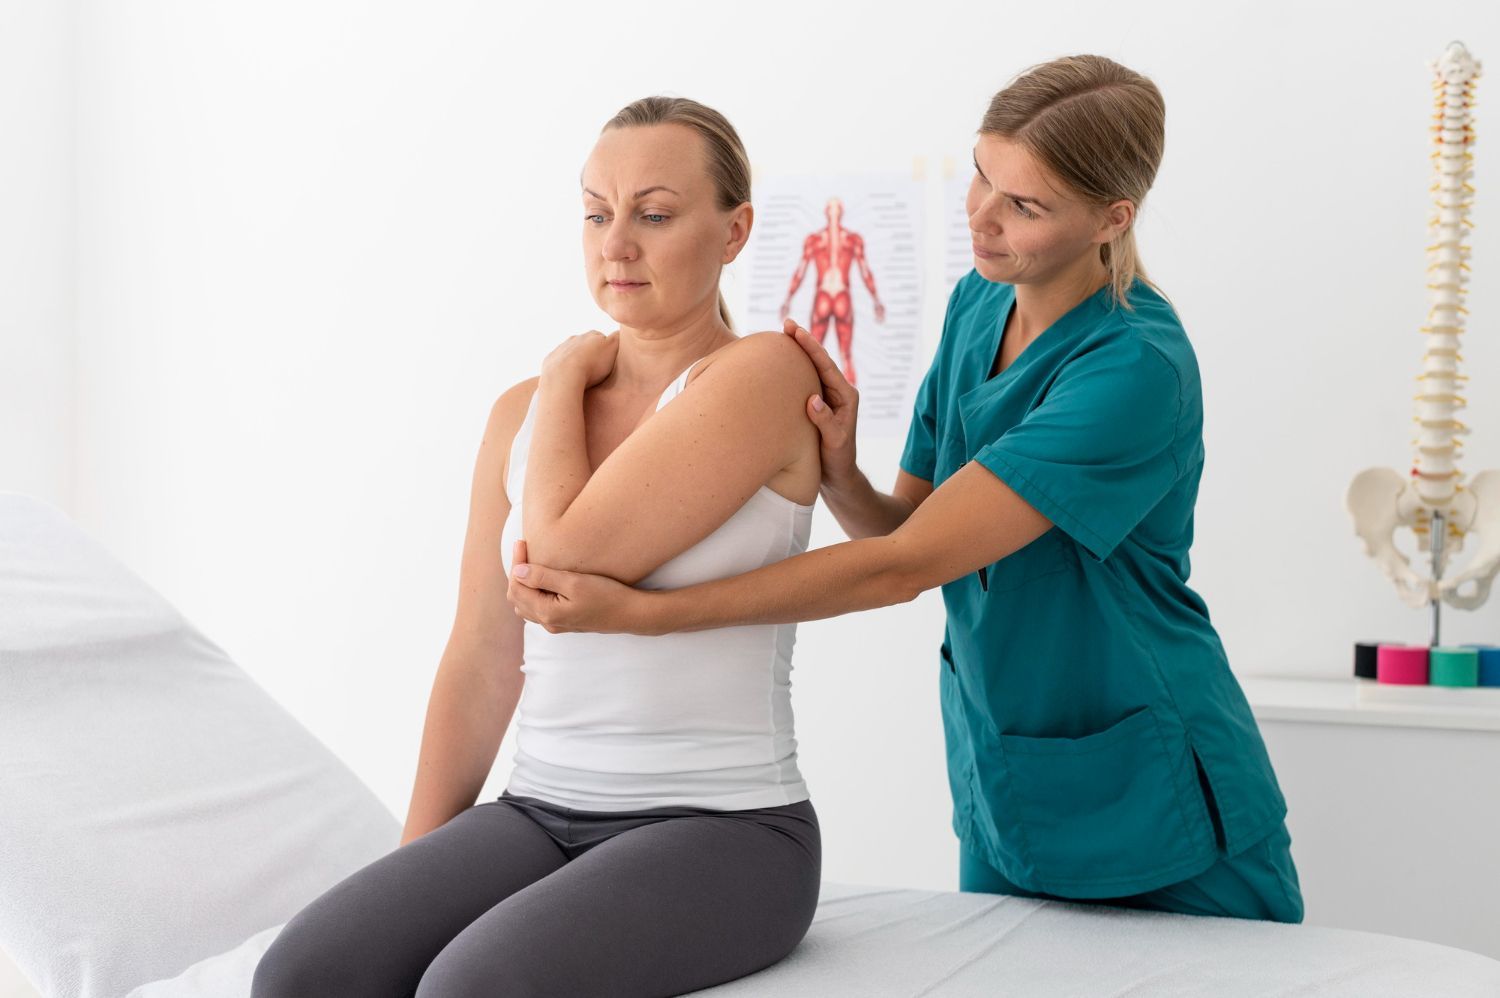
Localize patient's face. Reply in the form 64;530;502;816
581;124;744;332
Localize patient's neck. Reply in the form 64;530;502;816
606;300;734;398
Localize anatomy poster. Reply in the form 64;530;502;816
745;174;923;436
942;170;977;300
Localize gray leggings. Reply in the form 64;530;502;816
251;791;821;998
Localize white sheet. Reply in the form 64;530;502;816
695;882;1500;996
123;882;1500;997
0;494;400;998
6;490;1500;998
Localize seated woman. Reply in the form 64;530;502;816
251;96;824;998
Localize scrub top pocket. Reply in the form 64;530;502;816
938;643;981;837
991;705;1217;897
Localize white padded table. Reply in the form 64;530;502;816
4;492;1498;998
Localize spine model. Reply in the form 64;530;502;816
1416;44;1476;512
1347;41;1500;633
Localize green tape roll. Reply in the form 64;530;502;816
1430;646;1480;687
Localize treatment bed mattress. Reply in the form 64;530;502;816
2;492;1497;997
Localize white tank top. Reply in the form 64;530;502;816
497;359;816;811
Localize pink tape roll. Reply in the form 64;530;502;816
1377;644;1430;685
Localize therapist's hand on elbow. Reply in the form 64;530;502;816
507;540;646;635
782;317;859;489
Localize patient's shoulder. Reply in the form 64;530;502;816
490;376;541;427
489;375;543;438
489;376;540;495
689;331;820;400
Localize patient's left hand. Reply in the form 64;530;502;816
507;540;648;634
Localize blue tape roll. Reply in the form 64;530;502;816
1462;644;1500;687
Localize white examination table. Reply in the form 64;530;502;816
3;492;1497;997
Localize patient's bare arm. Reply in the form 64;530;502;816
522;330;619;543
521;331;820;585
402;383;531;843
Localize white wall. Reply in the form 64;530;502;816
0;1;74;510
1259;714;1500;958
21;0;1500;901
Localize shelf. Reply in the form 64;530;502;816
1240;675;1500;733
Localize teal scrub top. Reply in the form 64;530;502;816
901;270;1288;899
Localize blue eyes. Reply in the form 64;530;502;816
974;174;1037;220
584;214;670;224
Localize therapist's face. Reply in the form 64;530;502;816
966;134;1130;287
580;124;751;332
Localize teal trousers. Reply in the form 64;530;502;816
959;822;1304;923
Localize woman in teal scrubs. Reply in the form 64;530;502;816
507;54;1304;922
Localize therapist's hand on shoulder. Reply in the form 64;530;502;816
508;540;645;635
782;318;858;487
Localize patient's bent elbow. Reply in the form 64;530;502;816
522;528;632;583
516;528;572;575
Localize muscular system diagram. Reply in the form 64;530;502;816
747;174;923;436
778;198;886;386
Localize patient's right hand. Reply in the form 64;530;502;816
541;329;620;388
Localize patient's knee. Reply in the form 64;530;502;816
250;925;393;998
250;931;329;998
414;938;550;998
248;933;309;998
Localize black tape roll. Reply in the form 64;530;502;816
1354;641;1383;680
